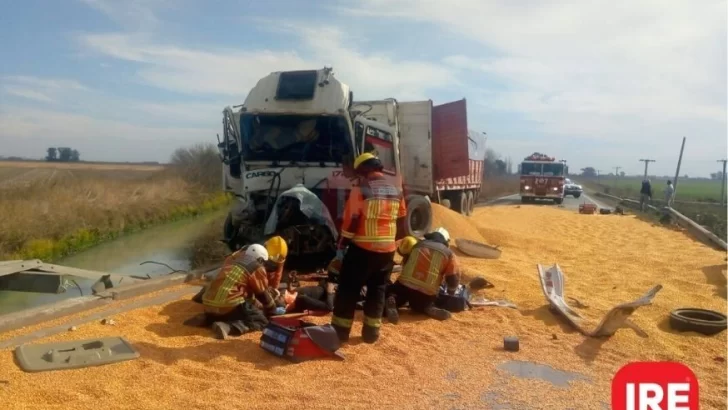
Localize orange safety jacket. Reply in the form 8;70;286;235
339;172;406;253
398;240;460;296
202;254;276;315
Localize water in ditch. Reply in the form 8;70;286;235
0;210;225;315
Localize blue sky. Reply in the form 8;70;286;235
1;0;726;177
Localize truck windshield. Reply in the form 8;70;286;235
521;163;541;175
521;162;565;176
542;163;565;176
239;114;352;163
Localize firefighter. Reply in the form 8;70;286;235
201;244;278;339
263;235;288;295
330;152;407;344
384;227;460;324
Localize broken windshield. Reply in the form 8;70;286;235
239;114;352;164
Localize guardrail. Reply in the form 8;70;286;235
593;192;727;251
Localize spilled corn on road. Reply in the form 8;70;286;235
0;204;725;409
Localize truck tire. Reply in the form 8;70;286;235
405;195;433;237
223;212;238;252
466;191;475;216
454;191;467;215
554;198;564;205
573;193;581;199
440;198;451;209
669;308;727;336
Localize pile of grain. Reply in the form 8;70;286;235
431;203;485;242
0;205;725;409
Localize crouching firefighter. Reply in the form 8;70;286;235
385;228;460;324
200;244;278;339
330;153;407;344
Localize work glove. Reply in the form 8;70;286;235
274;306;286;316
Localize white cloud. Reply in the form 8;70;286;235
2;75;88;91
337;0;726;175
77;0;165;30
2;87;54;103
77;24;457;100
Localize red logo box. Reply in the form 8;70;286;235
612;362;699;410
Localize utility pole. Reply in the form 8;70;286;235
672;137;686;205
596;169;602;184
718;159;727;206
613;166;621;188
639;159;656;179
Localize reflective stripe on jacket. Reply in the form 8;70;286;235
340;173;406;253
398;240;459;296
202;255;271;310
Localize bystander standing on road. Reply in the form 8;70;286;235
664;180;675;208
639;179;652;212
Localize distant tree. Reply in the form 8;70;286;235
710;171;723;180
57;147;72;162
506;157;513;175
580;167;597;177
619;171;626;177
46;147;57;161
494;159;507;175
70;149;80;162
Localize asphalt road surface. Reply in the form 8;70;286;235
482;192;607;211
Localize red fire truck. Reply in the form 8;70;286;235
519;153;567;204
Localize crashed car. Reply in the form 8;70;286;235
564;178;583;198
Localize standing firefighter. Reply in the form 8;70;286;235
201;244;278;339
330;153;407;344
385;228;460;324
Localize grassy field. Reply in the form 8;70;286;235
0;145;229;261
582;176;724;203
479;175;519;200
579;176;727;240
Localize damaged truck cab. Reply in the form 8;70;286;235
217;68;422;269
217;67;481;271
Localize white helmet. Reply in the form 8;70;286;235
435;227;450;242
244;244;269;263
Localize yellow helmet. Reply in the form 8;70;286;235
264;236;288;264
397;236;418;256
353;152;378;170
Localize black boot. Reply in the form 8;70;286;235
362;324;380;344
211;322;231;340
332;325;351;343
385;296;399;324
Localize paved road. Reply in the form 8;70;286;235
482;192;606;211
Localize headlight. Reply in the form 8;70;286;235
552;187;558;191
524;185;531;190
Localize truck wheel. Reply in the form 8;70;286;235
521;197;529;204
405;195;433;237
466;191;475;216
440;198;451;209
573;193;581;199
223;212;239;252
554;198;564;205
454;191;467;215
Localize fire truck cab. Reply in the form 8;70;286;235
519;153;567;205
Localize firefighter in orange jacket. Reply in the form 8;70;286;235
385;227;460;324
330;153;407;344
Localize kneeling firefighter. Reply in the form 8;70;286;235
385;228;460;324
200;244;278;339
330;153;407;344
262;235;288;296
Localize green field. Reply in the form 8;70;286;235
579;176;727;240
579;176;724;203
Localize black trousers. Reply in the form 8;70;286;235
387;281;436;313
331;243;394;338
290;285;335;312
